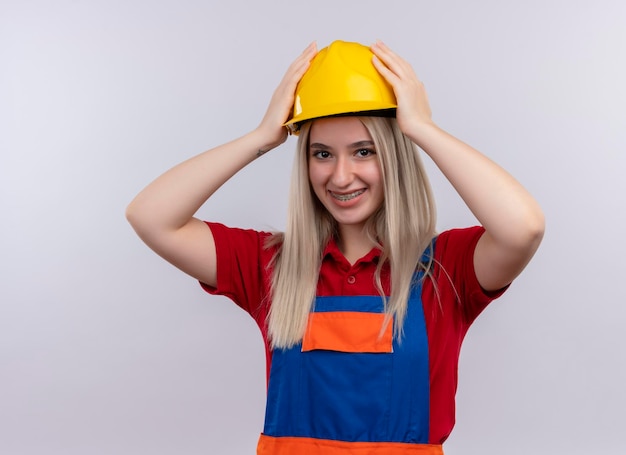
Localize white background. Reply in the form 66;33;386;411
1;1;625;454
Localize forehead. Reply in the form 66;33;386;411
309;117;373;145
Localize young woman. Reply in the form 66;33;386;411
127;41;544;454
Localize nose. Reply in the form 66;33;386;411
330;156;353;188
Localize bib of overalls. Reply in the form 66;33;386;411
259;244;442;454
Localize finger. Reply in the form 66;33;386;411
372;54;400;86
371;41;404;64
290;42;318;72
302;41;317;54
371;41;416;80
280;42;317;87
267;43;317;122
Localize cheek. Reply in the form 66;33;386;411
308;163;325;187
367;164;385;202
307;166;322;200
364;162;383;185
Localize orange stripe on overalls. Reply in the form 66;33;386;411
257;434;444;455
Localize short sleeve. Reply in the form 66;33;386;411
199;222;276;323
434;226;508;325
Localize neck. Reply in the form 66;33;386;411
337;224;377;265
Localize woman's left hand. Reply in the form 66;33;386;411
371;42;544;293
370;41;434;141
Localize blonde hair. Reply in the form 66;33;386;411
267;116;437;349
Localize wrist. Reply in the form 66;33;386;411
249;125;288;156
403;120;442;150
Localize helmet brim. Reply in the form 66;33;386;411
285;105;397;135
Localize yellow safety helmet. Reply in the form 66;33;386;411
285;40;397;134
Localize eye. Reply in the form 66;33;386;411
311;150;331;159
355;148;376;158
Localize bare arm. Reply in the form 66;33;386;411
126;43;317;287
372;41;545;291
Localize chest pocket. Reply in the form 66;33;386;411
302;309;393;353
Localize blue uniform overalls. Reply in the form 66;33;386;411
257;244;443;455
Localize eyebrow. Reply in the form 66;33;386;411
309;140;375;149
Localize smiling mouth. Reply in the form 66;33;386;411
330;189;365;202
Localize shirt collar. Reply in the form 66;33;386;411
322;237;382;266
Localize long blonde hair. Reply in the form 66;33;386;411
267;116;437;349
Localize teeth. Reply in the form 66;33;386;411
331;190;365;201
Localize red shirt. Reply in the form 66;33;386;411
202;222;505;444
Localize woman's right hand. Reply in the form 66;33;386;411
256;42;317;151
126;42;317;287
